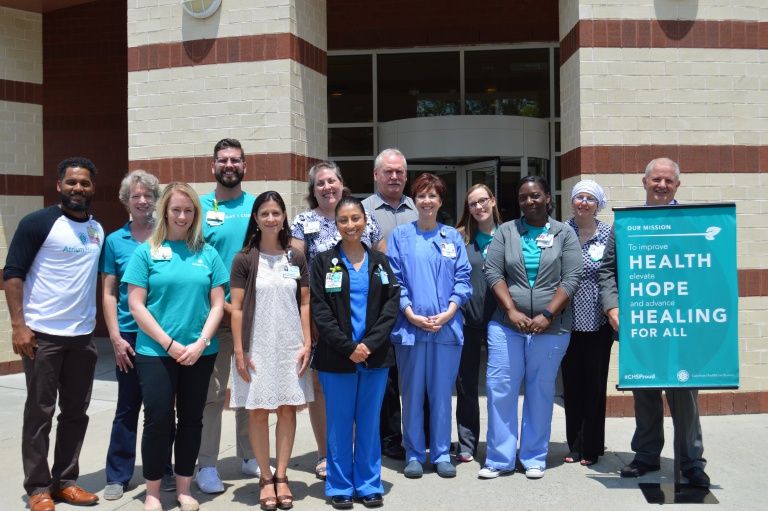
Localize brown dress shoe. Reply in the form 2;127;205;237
29;492;55;511
51;485;98;506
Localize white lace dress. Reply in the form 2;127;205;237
230;253;314;409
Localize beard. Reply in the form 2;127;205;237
215;169;244;188
60;192;92;212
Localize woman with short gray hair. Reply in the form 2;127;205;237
102;170;173;501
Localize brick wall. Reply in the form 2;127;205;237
43;0;128;238
327;0;559;50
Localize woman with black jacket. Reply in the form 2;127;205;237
310;196;399;509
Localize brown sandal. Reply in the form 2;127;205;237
274;476;293;510
259;476;277;511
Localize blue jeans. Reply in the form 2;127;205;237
106;332;175;486
485;321;569;470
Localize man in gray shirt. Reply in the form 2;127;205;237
362;148;418;459
598;157;709;488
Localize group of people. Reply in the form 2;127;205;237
4;144;710;511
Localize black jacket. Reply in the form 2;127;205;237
310;243;399;373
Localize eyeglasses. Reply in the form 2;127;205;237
573;196;599;205
468;197;491;210
216;157;243;165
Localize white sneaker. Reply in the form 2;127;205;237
525;467;545;479
241;459;276;478
478;466;513;479
196;466;225;493
241;459;261;477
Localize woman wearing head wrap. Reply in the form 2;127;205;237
561;179;614;466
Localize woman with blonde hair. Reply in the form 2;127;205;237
124;182;229;511
453;184;502;463
101;170;177;500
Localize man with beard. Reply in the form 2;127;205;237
4;157;103;511
362;148;418;460
196;138;258;493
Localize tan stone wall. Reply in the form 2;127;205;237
128;0;328;213
576;48;767;150
0;7;42;84
573;0;766;22
0;7;43;366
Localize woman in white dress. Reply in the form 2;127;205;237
230;191;313;511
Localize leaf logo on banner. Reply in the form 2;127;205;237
704;226;721;240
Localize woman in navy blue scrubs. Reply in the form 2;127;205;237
310;196;400;509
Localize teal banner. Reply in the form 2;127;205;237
614;203;738;389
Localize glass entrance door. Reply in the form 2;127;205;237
465;159;522;222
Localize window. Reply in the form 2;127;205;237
464;49;550;118
377;52;461;122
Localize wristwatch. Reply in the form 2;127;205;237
200;335;211;347
542;309;554;321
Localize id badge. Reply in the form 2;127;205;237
87;226;100;244
379;269;389;285
206;210;225;226
325;272;342;292
304;220;320;234
589;244;605;261
283;265;301;279
536;233;554;248
151;246;172;261
441;242;457;258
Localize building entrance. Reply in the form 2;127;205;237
407;158;536;227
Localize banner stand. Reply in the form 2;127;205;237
637;389;718;504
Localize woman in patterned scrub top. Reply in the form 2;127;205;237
561;179;614;467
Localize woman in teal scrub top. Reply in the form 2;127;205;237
124;182;228;511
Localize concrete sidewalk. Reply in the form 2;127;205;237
1;337;765;510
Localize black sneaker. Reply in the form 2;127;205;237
620;460;661;477
683;467;711;488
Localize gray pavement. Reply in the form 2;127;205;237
1;337;766;510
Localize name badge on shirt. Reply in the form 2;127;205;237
283;265;301;279
87;226;101;244
304;220;320;234
206;210;225;226
151;246;172;261
441;242;457;258
325;272;342;292
378;265;390;285
536;233;554;248
589;244;605;261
